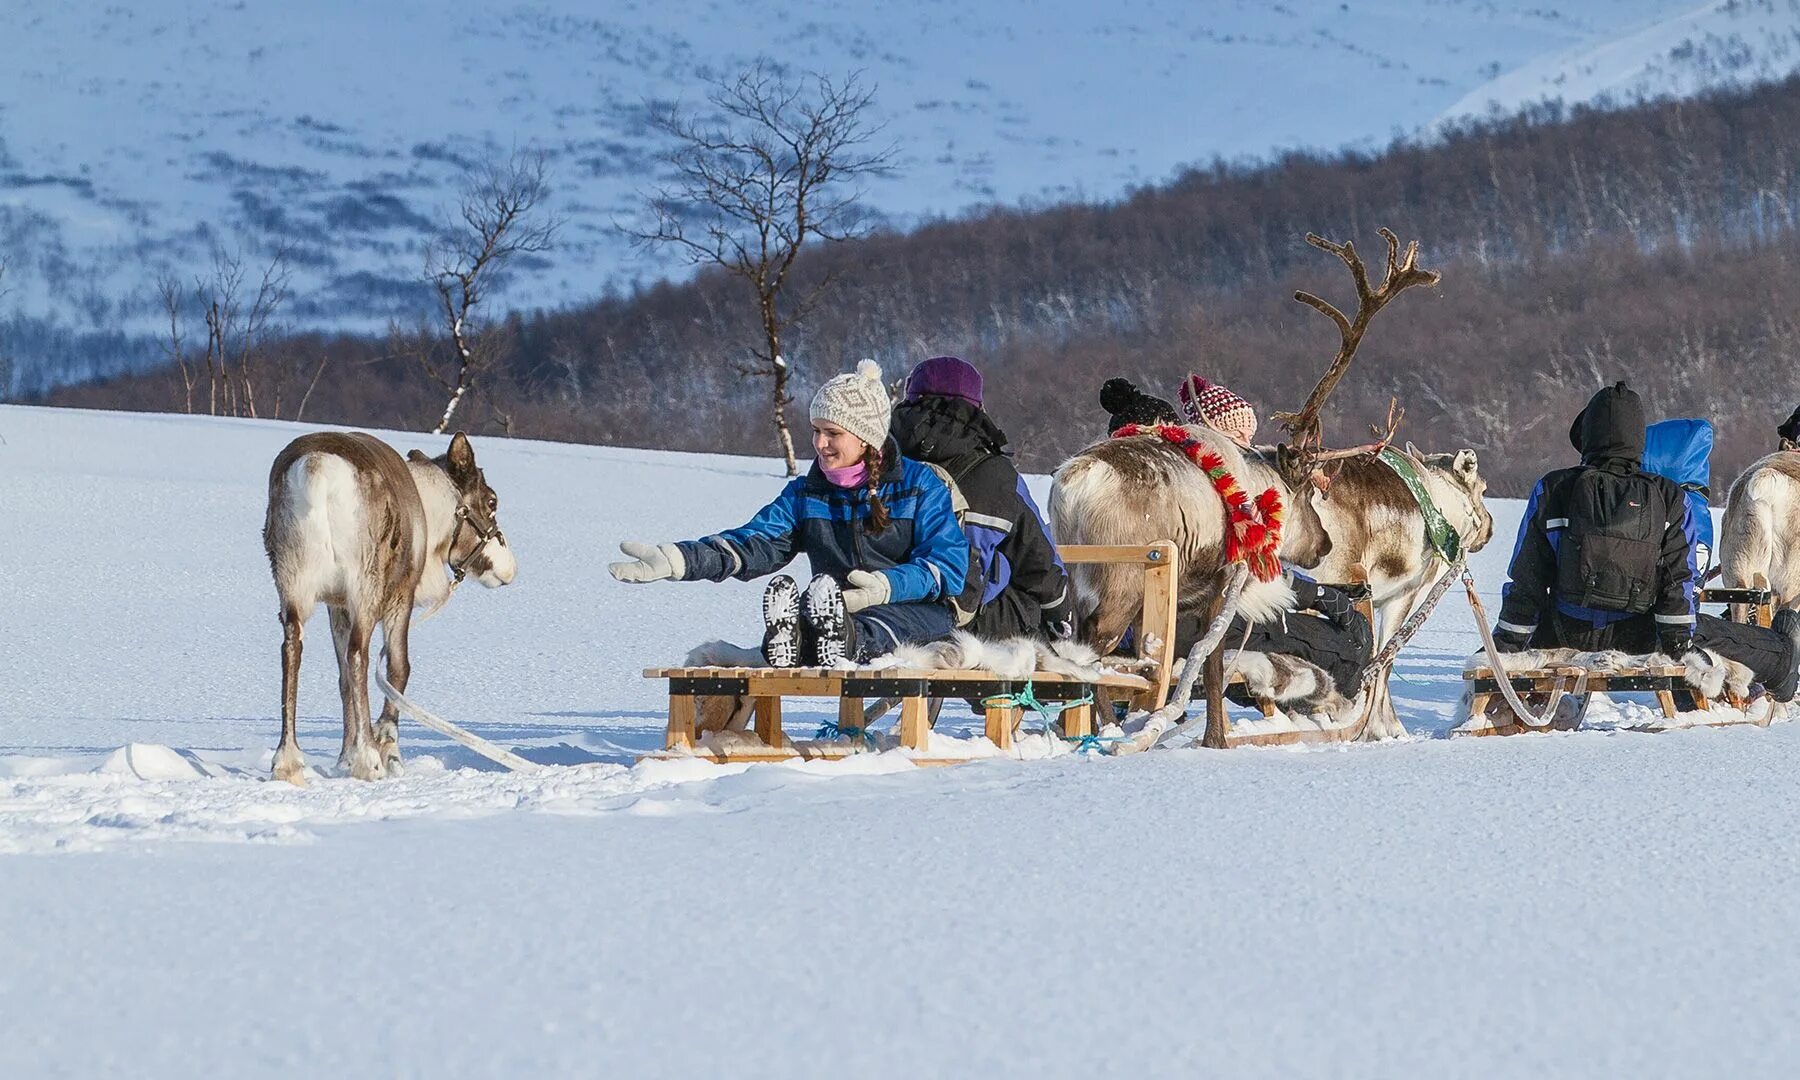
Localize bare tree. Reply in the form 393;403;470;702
170;244;292;417
0;258;11;401
631;61;895;475
157;272;197;413
420;151;557;434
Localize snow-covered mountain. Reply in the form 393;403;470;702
2;1;1797;370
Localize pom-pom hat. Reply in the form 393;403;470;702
810;359;893;450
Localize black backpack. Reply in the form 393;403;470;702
1555;469;1666;615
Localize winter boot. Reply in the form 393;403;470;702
761;575;803;668
803;575;858;667
1771;608;1800;702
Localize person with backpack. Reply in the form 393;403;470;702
608;360;967;667
891;356;1074;640
1493;382;1800;700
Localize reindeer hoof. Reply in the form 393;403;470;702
270;747;308;786
382;752;405;778
339;745;387;781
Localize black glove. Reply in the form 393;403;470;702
1660;632;1695;658
1492;627;1530;654
1342;610;1374;660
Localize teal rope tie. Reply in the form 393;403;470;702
983;682;1115;753
814;720;877;748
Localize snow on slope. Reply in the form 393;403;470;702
1441;0;1800;122
5;403;1800;1077
3;0;1777;365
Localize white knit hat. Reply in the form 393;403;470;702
809;359;891;450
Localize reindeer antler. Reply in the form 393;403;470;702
1272;228;1439;456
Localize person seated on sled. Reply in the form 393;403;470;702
1779;405;1800;451
608;360;967;667
1100;377;1180;435
890;355;1075;640
1642;418;1716;575
1492;382;1800;701
1169;373;1375;702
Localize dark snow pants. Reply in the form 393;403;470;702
852;601;955;661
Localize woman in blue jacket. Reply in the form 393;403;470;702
609;360;968;667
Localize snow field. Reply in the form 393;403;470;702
4;403;1800;1077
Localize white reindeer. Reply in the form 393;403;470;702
1720;452;1800;610
263;431;516;784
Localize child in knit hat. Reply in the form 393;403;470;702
1177;373;1258;448
610;359;968;667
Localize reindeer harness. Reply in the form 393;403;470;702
1113;423;1284;581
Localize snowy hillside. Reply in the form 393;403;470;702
4;0;1796;364
1441;0;1800;122
6;403;1800;1077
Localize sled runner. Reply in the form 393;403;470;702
640;544;1172;764
1458;578;1777;736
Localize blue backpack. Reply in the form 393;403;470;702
1642;418;1713;567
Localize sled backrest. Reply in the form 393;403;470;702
1057;542;1179;709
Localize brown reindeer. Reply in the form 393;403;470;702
1049;228;1440;741
263;431;516;784
1309;443;1494;737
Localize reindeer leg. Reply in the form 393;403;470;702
374;606;412;776
345;614;384;781
272;605;309;785
331;608;385;780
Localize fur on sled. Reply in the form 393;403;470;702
1222;650;1354;718
1464;646;1754;700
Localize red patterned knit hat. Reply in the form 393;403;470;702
1177;374;1257;447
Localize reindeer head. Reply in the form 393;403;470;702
1272;444;1333;569
411;432;517;588
1407;443;1495;554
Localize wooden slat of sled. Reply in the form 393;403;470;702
642;664;1149;764
1455;662;1778;736
1059;542;1179;710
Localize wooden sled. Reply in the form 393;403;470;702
1458;577;1777;737
1219;564;1379;747
639;543;1173;765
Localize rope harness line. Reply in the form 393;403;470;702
814;720;878;748
980;681;1113;753
1458;566;1566;729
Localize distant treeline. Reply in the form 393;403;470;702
37;74;1800;495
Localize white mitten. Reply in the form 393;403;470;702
608;541;685;584
843;569;891;613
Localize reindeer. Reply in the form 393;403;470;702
1719;452;1800;611
263;431;516;784
1051;433;1332;652
1308;443;1494;737
1049;228;1441;744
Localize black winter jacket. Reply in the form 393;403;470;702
890;396;1075;638
1497;383;1697;645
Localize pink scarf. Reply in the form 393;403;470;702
820;460;868;488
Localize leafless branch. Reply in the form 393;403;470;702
423;150;558;434
626;60;895;474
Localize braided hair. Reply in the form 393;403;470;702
861;445;891;536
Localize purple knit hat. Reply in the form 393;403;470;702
904;355;983;407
